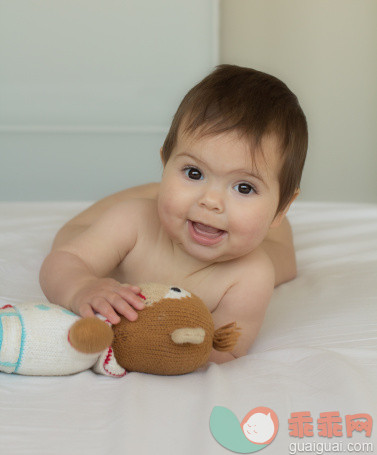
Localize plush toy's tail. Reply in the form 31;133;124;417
213;322;241;352
68;318;114;354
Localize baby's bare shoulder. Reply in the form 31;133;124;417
89;198;159;246
109;197;158;223
111;196;156;211
222;246;275;288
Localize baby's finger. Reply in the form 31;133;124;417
118;283;141;294
78;303;96;319
117;287;146;310
91;297;121;325
110;295;139;322
128;285;141;294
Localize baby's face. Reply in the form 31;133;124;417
157;129;282;263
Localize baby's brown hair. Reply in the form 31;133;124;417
162;64;308;214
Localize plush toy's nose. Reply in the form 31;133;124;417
138;282;171;306
171;328;205;345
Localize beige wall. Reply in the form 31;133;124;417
220;0;377;203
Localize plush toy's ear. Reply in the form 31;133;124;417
68;318;114;354
212;322;241;352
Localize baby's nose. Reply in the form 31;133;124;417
198;187;224;213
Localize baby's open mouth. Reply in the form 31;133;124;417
188;220;227;246
192;222;224;237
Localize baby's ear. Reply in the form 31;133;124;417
270;189;300;228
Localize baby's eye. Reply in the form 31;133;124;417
184;167;203;180
234;183;255;195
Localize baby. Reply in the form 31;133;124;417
40;64;308;364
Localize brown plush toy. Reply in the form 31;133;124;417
69;282;240;376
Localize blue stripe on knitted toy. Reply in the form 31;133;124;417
0;312;18;369
0;361;17;367
62;309;77;317
14;306;25;373
0;317;3;353
0;311;19;317
36;304;51;311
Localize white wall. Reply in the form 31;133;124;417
220;0;377;204
0;0;219;201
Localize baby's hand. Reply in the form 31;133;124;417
70;278;145;325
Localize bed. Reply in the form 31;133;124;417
0;201;376;454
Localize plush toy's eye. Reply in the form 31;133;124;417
164;287;192;300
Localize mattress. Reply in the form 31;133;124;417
0;201;376;454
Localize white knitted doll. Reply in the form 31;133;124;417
0;301;125;377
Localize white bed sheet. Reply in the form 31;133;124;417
0;201;376;455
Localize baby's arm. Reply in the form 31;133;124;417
208;251;275;364
39;200;146;324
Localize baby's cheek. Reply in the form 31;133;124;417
235;215;263;235
234;216;270;245
159;193;185;225
167;190;192;218
162;197;180;219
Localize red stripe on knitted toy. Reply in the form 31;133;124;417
0;304;14;310
103;347;127;378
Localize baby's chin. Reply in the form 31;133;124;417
180;241;242;265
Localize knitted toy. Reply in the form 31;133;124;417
0;283;240;377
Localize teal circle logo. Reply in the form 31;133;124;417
210;406;279;453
